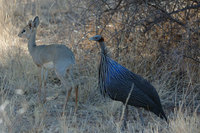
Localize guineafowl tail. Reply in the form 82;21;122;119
160;109;168;122
152;107;167;122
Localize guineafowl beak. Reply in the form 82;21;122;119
89;37;95;41
89;35;103;42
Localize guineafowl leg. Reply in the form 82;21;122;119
138;110;144;126
135;109;144;126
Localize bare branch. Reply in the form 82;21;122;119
148;3;186;26
183;55;200;64
144;2;200;32
170;3;200;15
103;0;123;13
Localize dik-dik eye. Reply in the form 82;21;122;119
22;29;26;33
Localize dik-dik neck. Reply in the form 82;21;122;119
28;30;37;55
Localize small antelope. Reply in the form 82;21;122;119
18;16;78;111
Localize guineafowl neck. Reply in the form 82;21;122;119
28;30;37;55
99;41;108;56
99;41;108;97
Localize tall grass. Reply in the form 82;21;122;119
0;0;199;132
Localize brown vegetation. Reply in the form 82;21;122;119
0;0;199;132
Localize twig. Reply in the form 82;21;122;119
103;0;123;13
183;55;200;64
119;83;134;127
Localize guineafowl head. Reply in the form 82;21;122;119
89;35;104;42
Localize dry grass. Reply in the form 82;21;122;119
0;0;199;133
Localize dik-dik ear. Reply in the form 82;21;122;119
33;16;39;28
28;20;33;28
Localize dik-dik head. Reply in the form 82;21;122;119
18;16;39;39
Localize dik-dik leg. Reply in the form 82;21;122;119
62;85;78;115
38;67;48;103
38;67;43;103
62;87;73;116
68;68;79;113
75;85;78;112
